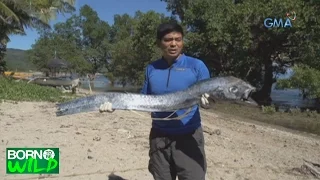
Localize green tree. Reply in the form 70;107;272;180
277;65;320;99
79;5;112;75
0;0;76;74
105;11;175;86
27;30;91;75
27;0;76;23
27;5;112;77
106;13;136;86
130;11;175;85
162;0;320;105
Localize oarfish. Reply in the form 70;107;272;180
55;76;256;117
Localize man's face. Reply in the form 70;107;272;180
158;31;183;59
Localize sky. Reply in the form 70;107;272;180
7;0;171;50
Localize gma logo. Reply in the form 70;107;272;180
264;18;293;28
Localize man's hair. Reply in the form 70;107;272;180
156;21;184;40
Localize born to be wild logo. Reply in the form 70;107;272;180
6;148;59;174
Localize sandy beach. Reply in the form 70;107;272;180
1;100;320;180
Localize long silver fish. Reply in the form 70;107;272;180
55;76;256;117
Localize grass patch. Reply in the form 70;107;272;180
0;77;77;103
210;101;320;135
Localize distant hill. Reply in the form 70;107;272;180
3;48;37;72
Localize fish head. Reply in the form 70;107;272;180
211;76;257;105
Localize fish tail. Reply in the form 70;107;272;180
56;104;98;116
55;94;110;116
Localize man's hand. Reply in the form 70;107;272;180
200;93;210;109
99;102;115;113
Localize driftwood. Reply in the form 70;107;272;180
203;125;221;135
302;159;320;179
296;159;320;179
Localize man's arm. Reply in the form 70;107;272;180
197;60;211;81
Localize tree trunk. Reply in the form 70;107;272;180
252;59;274;106
110;80;115;87
316;98;320;113
0;52;7;75
87;73;95;89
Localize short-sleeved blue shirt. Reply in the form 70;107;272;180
140;54;210;135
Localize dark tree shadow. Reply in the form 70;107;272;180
107;172;128;180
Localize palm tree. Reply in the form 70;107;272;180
26;0;76;24
0;0;76;45
0;0;76;74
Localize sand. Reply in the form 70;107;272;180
1;100;320;180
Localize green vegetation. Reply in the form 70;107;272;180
3;48;36;71
211;101;320;135
277;65;320;99
26;7;172;80
23;0;320;106
0;77;76;103
0;0;76;73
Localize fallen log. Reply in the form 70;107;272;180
301;159;320;179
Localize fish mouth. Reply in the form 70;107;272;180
241;88;257;105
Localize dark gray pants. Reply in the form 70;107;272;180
148;126;207;180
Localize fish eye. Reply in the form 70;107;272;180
229;86;238;93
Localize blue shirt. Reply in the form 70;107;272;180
140;54;210;135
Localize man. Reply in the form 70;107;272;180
100;22;211;180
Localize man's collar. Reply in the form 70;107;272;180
162;53;185;66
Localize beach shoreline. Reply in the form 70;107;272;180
0;101;320;180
